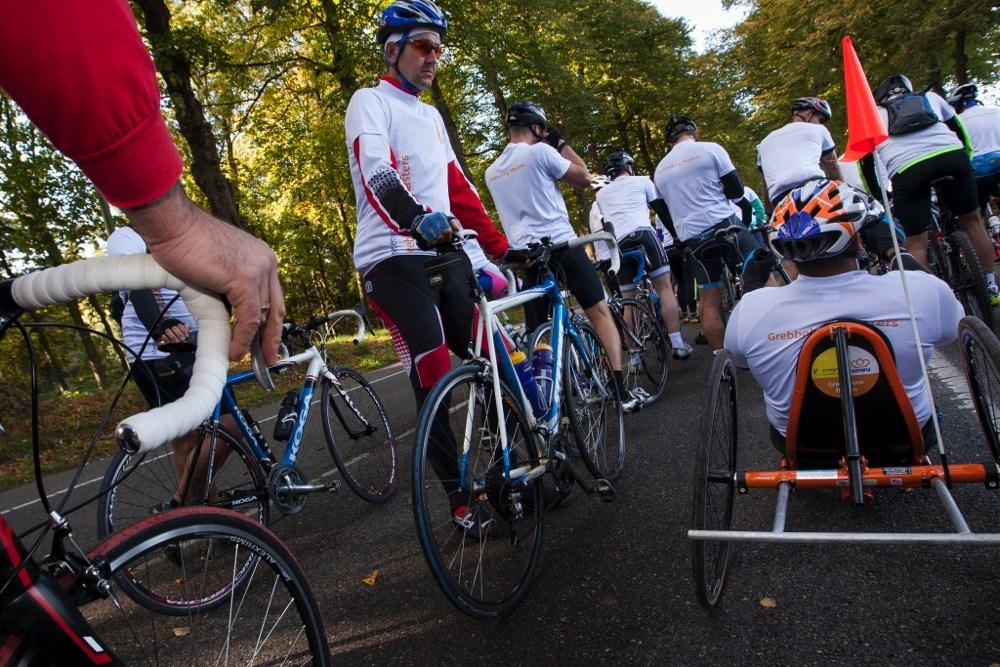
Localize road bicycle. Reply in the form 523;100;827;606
411;232;625;620
0;254;331;665
98;309;397;541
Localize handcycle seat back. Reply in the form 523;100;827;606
785;320;924;469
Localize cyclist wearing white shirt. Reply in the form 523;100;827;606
757;97;843;213
947;83;1000;210
485;100;641;412
726;180;963;450
596;150;690;358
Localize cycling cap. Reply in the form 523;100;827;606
377;0;448;45
769;180;873;262
791;97;832;123
875;74;913;104
604;151;635;177
665;115;697;141
946;83;978;107
506;101;548;129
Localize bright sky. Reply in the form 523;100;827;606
648;0;747;52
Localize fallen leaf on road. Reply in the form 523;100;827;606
173;627;191;637
362;569;380;587
759;596;777;608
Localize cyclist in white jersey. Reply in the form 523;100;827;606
596;150;691;358
485;101;641;412
726;179;962;450
947;83;1000;211
344;0;513;531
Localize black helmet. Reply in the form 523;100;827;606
791;97;832;123
665;115;697;142
376;0;448;45
505;101;548;129
875;74;913;104
604;151;635;178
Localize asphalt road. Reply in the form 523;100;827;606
3;322;1000;665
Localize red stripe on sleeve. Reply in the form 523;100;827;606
446;161;509;258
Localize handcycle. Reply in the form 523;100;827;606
98;308;397;539
411;232;625;619
926;179;994;328
0;255;331;664
688;315;1000;609
594;247;670;406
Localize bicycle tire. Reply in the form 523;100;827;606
618;297;669;405
691;350;738;609
411;363;544;619
97;426;269;540
83;507;331;665
958;316;1000;462
948;230;994;329
563;321;626;481
720;264;738;325
927;233;953;285
321;367;397;504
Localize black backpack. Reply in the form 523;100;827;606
884;93;938;136
110;290;127;328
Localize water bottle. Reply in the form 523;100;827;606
511;350;543;417
988;214;1000;236
531;343;554;416
273;390;299;441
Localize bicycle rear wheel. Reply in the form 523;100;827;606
720;264;738;325
959;316;1000;462
618;297;669;404
948;230;994;329
97;426;269;540
321;367;397;503
411;363;544;619
83;507;331;665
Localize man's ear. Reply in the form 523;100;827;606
385;41;398;62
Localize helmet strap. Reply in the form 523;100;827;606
384;31;423;95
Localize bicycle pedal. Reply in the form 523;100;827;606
594;479;616;502
328;480;341;494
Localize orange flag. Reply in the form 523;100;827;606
841;36;886;161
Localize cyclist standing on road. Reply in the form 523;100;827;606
485;101;642;412
344;0;512;529
946;84;1000;213
865;74;997;302
652;115;771;351
595;150;692;359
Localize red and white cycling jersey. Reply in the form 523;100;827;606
345;78;507;273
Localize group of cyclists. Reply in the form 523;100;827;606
2;0;1000;648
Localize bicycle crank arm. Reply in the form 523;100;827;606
275;481;338;495
552;451;617;502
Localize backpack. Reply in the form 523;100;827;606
884;93;939;136
110;290;127;328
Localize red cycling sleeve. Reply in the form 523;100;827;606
446;161;509;259
0;0;183;208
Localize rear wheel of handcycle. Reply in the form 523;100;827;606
321;367;397;503
691;350;738;609
948;230;994;329
411;363;544;619
958;316;1000;462
618;298;669;405
83;507;332;665
97;425;269;541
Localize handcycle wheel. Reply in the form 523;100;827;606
959;316;1000;462
691;350;738;609
321;367;397;503
83;507;331;665
411;363;544;619
563;321;626;481
97;425;269;540
618;298;669;405
948;230;994;329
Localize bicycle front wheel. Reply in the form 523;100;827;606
959;316;1000;461
83;507;331;665
321;367;397;503
618;298;669;404
949;230;995;329
411;363;544;619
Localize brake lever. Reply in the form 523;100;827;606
250;329;275;391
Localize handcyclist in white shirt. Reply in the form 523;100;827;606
595;151;691;359
485;101;643;412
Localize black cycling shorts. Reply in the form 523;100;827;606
618;228;670;290
686;217;763;288
132;350;195;408
891;148;979;235
524;245;605;330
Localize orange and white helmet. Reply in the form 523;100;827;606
768;179;875;262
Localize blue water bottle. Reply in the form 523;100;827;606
531;343;554;417
511;351;543;416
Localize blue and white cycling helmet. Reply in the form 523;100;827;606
946;83;979;112
376;0;448;45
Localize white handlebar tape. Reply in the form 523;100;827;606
326;310;366;345
12;255;229;454
570;231;620;275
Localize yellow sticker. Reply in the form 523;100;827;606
810;345;880;398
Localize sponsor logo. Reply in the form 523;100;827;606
810;345;880;398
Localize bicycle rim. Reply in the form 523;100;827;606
411;364;544;619
321;368;398;503
618;298;669;404
959;316;1000;461
949;231;994;329
82;507;331;665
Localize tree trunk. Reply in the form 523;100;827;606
430;79;472;178
27;314;73;394
953;26;968;84
97;194;116;238
636;121;658;178
318;0;362;104
480;62;508;128
132;0;246;228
